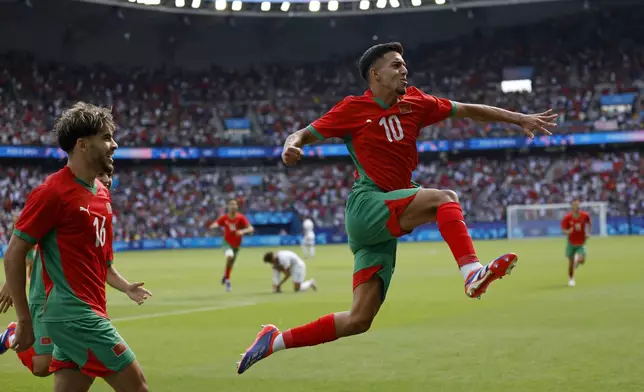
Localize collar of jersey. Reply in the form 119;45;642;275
364;89;404;110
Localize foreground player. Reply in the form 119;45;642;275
237;42;557;374
0;169;145;382
3;102;151;392
263;250;318;293
209;199;254;291
301;217;316;258
561;199;591;287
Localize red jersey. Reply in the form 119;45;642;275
216;213;250;249
307;87;456;192
14;167;114;322
561;211;591;245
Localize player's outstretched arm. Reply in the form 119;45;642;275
107;266;152;305
3;235;35;351
453;103;558;138
282;128;319;166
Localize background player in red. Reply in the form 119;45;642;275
561;199;592;287
209;199;255;292
3;102;151;392
237;42;558;374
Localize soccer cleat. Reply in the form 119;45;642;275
225;279;232;292
465;253;518;299
568;278;576;287
237;324;280;375
0;321;17;355
221;276;226;285
310;279;318;292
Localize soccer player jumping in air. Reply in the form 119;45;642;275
237;42;557;374
3;103;151;392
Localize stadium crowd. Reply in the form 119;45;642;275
0;8;642;148
0;151;641;244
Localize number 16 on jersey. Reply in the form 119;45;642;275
93;216;106;247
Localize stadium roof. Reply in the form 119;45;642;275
76;0;584;17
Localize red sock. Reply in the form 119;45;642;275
224;266;232;280
16;346;35;373
282;314;338;349
436;202;479;268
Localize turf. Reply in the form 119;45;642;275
1;236;643;392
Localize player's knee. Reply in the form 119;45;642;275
347;313;374;335
32;367;52;378
441;189;459;203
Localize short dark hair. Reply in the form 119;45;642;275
358;42;404;82
54;102;115;153
263;252;274;263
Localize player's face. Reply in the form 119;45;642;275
571;201;580;213
85;127;118;174
96;171;113;189
374;52;408;96
227;200;239;214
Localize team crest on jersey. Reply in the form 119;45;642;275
106;202;112;214
399;103;412;114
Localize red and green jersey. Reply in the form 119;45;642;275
27;247;46;305
561;211;591;246
216;213;250;249
307;87;456;192
14;166;114;322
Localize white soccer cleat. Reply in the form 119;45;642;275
568;278;576;287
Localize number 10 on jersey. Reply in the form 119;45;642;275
379;115;404;142
93;216;106;247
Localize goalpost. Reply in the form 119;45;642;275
506;202;608;240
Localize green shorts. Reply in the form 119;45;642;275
29;303;54;356
346;186;421;300
566;243;587;259
46;314;135;378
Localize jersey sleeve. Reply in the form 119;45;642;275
13;184;62;244
240;215;251;228
307;97;358;140
561;216;570;230
419;92;457;126
215;215;226;226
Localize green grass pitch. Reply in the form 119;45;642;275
1;236;643;391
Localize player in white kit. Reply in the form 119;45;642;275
301;218;316;258
263;250;318;293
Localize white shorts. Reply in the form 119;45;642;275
301;234;315;246
291;264;306;284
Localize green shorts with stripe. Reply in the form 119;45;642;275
46;314;135;378
29;303;54;356
566;242;587;258
345;186;421;301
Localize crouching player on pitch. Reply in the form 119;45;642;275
561;199;591;287
263;250;318;293
2;103;152;392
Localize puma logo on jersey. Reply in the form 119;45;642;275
366;119;372;123
80;205;90;216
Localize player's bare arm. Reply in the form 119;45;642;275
282;128;318;166
209;222;220;230
236;224;255;236
453;103;558;139
0;282;12;313
3;235;35;352
106;266;152;306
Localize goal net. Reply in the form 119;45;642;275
506;202;608;240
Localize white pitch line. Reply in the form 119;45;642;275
112;301;256;323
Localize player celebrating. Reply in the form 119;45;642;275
264;250;318;293
2;102;151;392
561;199;591;287
237;42;557;374
209;199;255;292
301;217;316;258
0;169;143;382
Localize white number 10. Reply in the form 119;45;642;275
93;216;106;248
379;115;404;142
